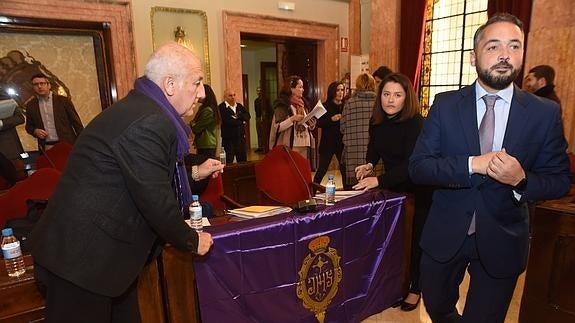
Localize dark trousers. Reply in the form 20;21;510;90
223;139;247;163
313;147;344;184
407;186;433;294
35;264;141;323
420;234;518;323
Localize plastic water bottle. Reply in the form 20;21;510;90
189;195;203;232
219;147;226;166
326;175;336;205
1;228;26;277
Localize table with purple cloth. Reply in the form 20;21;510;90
194;189;405;323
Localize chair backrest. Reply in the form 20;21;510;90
255;145;312;206
36;142;73;171
199;175;226;214
0;168;61;228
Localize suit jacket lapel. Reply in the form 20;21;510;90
457;84;481;155
502;86;529;150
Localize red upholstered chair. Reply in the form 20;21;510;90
255;145;324;206
0;168;61;228
36;142;73;171
199;174;245;216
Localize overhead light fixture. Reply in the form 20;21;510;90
278;1;295;11
240;44;247;48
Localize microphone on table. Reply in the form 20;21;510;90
38;139;56;168
282;145;317;212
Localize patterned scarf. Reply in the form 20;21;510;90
134;76;192;216
290;95;307;136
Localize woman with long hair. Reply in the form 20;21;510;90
313;81;345;184
269;75;316;159
353;73;432;312
190;84;221;158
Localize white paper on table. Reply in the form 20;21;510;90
185;218;211;227
298;100;327;125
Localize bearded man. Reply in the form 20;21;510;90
409;13;570;323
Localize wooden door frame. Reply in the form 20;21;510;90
222;11;339;106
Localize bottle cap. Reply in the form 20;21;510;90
2;228;13;236
192;195;199;201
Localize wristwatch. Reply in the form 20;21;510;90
513;175;528;192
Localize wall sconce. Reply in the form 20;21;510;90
340;37;348;52
278;1;295;11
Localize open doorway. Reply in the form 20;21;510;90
240;36;319;153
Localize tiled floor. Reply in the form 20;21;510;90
247;149;525;322
362;272;524;323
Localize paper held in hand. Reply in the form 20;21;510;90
0;99;18;119
298;100;327;125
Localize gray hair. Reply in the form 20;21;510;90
473;13;524;50
144;42;198;85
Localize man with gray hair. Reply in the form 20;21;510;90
31;42;223;322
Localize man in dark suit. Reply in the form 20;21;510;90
31;43;223;322
25;73;84;150
409;13;570;322
219;89;250;163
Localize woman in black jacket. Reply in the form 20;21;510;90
313;81;345;184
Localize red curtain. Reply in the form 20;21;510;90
399;0;428;94
488;0;533;83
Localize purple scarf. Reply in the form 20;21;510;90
134;76;192;216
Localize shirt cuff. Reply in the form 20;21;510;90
468;156;474;175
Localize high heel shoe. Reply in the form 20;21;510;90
400;293;421;312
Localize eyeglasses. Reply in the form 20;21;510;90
32;82;49;87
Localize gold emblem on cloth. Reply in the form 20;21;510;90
296;236;342;323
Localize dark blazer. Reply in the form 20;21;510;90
0;108;25;160
31;91;197;297
218;102;250;143
25;94;84;147
409;83;570;278
317;100;343;154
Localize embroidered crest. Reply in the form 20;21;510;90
296;236;342;323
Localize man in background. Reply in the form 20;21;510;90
254;86;270;153
31;43;223;322
25;73;84;150
523;65;561;106
219;89;250;163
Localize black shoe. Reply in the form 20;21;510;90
400;293;421;312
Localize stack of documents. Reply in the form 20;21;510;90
228;205;292;219
313;190;366;202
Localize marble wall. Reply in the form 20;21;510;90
527;0;575;151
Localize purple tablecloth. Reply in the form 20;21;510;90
194;190;405;322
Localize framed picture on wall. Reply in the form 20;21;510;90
0;15;116;151
151;6;211;84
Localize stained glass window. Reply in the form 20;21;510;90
419;0;488;116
